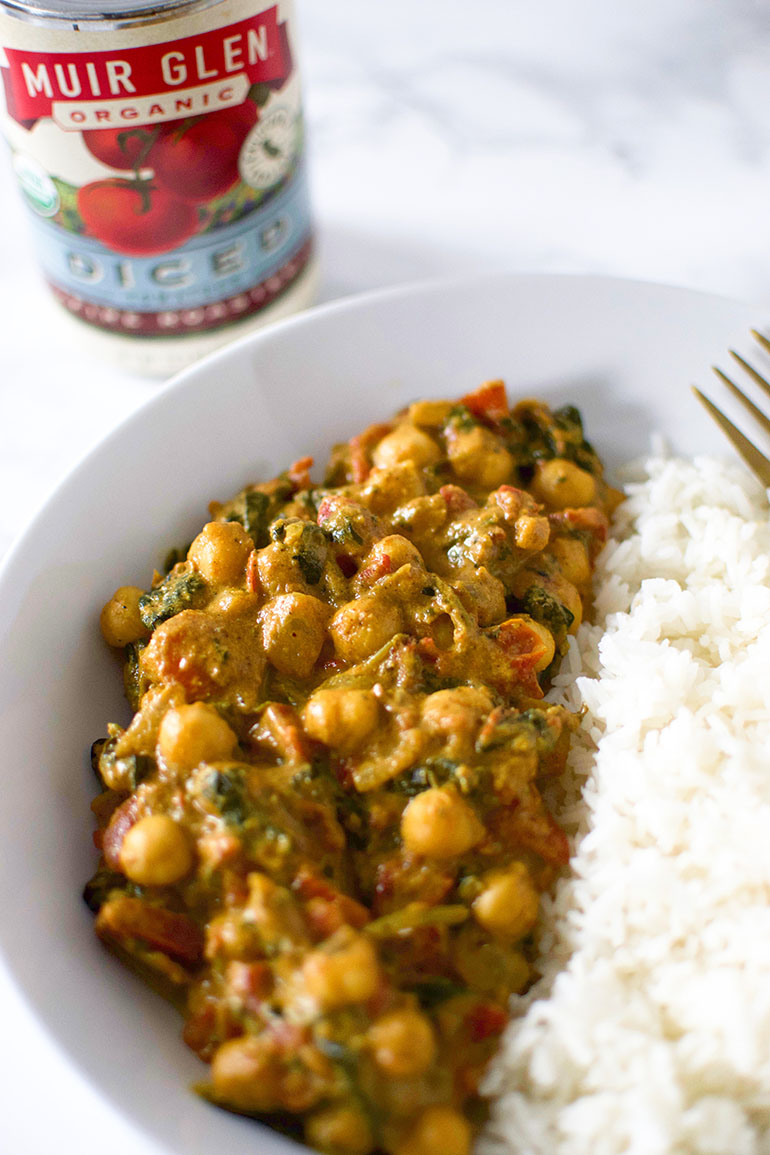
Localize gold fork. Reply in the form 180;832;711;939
692;330;770;486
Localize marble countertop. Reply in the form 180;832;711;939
2;0;770;1149
4;0;770;556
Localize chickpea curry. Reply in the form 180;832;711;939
86;381;619;1155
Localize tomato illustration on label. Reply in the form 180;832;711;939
78;179;199;256
75;95;267;252
82;126;158;171
150;101;260;203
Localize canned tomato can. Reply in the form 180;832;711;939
0;0;317;374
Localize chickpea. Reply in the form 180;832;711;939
367;1007;436;1077
451;567;506;627
259;593;329;679
453;923;530;999
531;458;597;509
472;862;540;941
212;1031;328;1114
525;616;556;671
303;926;380;1010
329;594;404;665
119;814;193;886
254;540;306;596
247;871;309;950
188;521;252;586
100;586;148;648
396;1106;471;1155
547;573;583;633
354;535;425;594
210;1035;280;1113
361;461;425;516
305;1104;374;1155
429;613;455;651
407;399;454;427
548;536;591;587
421;687;492;743
446;425;513;488
157;702;237;770
513;513;550;552
400;786;482;859
255;521;327;597
372;425;441;470
393;493;447;538
302;688;380;753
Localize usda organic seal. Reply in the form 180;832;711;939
13;153;59;217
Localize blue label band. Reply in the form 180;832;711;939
27;158;312;315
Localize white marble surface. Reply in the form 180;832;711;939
5;0;770;556
2;0;770;1150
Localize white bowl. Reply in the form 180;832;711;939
0;273;764;1155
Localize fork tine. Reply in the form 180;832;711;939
729;349;770;404
750;328;770;358
712;365;770;437
691;386;770;487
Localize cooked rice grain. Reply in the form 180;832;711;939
481;456;770;1155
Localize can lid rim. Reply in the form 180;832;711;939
0;0;215;24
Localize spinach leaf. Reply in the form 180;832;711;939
202;766;249;827
139;569;206;630
522;584;573;645
226;489;271;547
409;977;467;1008
82;866;127;913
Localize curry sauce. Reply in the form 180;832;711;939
86;381;619;1155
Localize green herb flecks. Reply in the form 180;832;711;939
521;585;573;651
139;568;206;630
226;489;271;547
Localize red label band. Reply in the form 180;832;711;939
1;6;291;127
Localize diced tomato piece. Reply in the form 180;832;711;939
319;653;347;675
246;549;260;593
465;1001;508;1042
485;618;547;699
96;895;204;964
288;455;314;491
293;869;335;901
548;506;609;558
317;496;335;522
182;1004;218;1059
356;551;392;585
305;894;370;939
101;795;139;869
461;380;509;425
521;809;570;865
268;1020;311;1052
332;756;356;791
349;422;393;484
227;960;274;1008
250;702;308;763
335;553;357;578
439;484;478;515
416;636;440;664
372;855;455;916
222;868;250;906
495;800;570;867
365;972;395;1019
497;617;550;667
140;609;223;699
492;484;542;521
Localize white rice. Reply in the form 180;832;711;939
480;454;770;1155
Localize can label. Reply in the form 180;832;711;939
0;0;313;336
